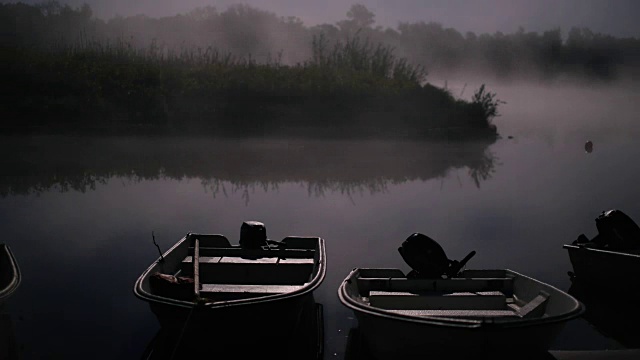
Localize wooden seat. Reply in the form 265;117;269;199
182;256;315;265
509;291;549;318
188;247;316;259
357;277;514;296
369;291;507;310
181;256;314;285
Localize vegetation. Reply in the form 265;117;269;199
3;2;637;81
0;2;530;138
1;36;500;138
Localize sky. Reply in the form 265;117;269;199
4;0;640;38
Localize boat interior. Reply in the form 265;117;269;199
350;268;551;320
149;234;321;302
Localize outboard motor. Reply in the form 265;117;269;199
240;221;268;249
574;209;640;250
398;233;476;279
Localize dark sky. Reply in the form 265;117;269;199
5;0;640;37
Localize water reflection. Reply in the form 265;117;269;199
568;280;640;349
343;327;566;360
141;302;324;360
0;313;18;360
1;135;498;201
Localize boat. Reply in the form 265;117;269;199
563;209;640;295
338;233;584;358
0;244;21;309
134;221;326;339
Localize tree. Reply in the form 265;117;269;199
347;3;375;28
338;4;375;33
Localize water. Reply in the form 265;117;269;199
1;82;639;359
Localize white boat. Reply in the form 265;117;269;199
564;209;640;295
134;221;326;339
339;268;583;358
0;244;21;309
338;233;584;358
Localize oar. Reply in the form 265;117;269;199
193;235;200;300
169;234;203;360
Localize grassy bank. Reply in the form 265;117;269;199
0;36;502;139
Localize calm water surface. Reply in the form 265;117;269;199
1;83;640;359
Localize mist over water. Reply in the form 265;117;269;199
3;2;640;360
429;79;640;142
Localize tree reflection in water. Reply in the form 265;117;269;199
1;135;499;201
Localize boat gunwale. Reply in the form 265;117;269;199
338;267;584;329
563;244;640;258
133;233;326;310
0;244;21;301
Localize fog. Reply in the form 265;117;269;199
425;77;640;145
6;0;640;38
4;1;640;84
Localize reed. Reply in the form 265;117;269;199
0;36;500;138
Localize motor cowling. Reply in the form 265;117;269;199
398;233;449;278
398;233;475;279
593;209;640;250
239;221;268;249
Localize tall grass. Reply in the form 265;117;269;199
310;33;426;84
1;35;501;139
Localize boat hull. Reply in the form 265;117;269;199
0;244;21;309
354;310;565;358
147;292;317;337
564;244;640;294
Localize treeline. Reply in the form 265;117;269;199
2;2;640;81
